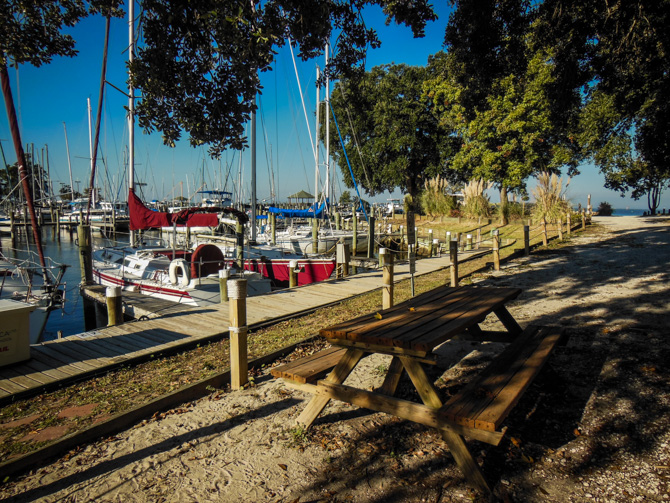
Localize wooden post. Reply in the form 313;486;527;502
367;216;376;259
409;244;416;297
336;242;350;278
219;269;230;303
10;211;15;241
557;219;564;241
311;218;318;254
270;213;276;245
523;225;530;256
476;228;481;249
236;220;244;269
55;208;61;242
228;278;248;390
352;206;358;255
106;286;123;326
456;232;462;251
289;260;299;288
380;248;394;309
449;240;458;287
466;234;473;251
566;212;572;236
493;229;500;271
335;212;341;231
542;219;548;246
428;229;433;257
77;224;93;284
581;209;586;229
433;238;440;257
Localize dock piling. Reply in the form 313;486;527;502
228;278;248;390
106;286;123;326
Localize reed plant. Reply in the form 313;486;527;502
419;176;456;218
531;171;571;223
462;179;492;219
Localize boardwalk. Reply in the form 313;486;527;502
0;249;489;404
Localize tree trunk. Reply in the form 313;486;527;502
499;186;509;226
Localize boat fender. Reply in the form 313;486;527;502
168;259;191;287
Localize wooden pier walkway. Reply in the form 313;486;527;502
0;248;491;404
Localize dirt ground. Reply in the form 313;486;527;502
1;215;668;503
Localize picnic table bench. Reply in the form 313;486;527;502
271;285;564;493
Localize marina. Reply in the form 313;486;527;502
0;245;492;405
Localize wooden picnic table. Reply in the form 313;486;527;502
276;285;564;493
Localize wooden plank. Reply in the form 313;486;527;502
271;347;347;384
321;286;462;339
19;358;73;381
441;326;541;427
474;327;563;431
402;288;522;352
28;348;93;375
378;288;502;348
0;377;28;394
296;348;365;428
441;326;563;431
35;343;105;371
314;381;503;445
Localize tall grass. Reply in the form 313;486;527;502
420;176;457;217
462;179;492;219
531;171;571;223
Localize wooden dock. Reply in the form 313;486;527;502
0;248;491;404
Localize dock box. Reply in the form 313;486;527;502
0;299;35;367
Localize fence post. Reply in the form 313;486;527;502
476;228;481;249
433;238;440;257
228;278;248;390
542;219;548;246
523;225;530;256
380;248;394;309
428;229;433;257
581;209;586;230
219;269;230;303
493;229;500;271
106;286;123;326
367;216;376;259
566;212;572;236
466;234;473;251
336;242;350;278
352;208;358;256
312;218;319;254
557;219;564;241
289;260;299;288
77;224;93;284
449;240;459;287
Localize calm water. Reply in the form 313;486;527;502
611;208;647;217
1;228;127;341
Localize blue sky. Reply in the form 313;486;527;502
1;2;665;211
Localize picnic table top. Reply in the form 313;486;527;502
320;285;522;353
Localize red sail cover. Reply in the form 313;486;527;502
128;189;219;230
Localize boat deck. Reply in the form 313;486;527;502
0;249;489;404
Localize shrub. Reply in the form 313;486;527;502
596;201;613;216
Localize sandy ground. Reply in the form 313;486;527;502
1;215;669;503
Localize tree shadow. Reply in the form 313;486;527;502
287;223;670;501
0;398;300;503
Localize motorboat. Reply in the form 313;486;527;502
0;251;68;343
92;243;272;307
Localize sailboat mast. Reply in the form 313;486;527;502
251;94;257;243
128;0;136;246
325;45;330;206
314;66;320;208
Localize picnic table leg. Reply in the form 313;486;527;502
377;356;404;396
493;306;523;335
399;356;492;494
296;348;365;428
